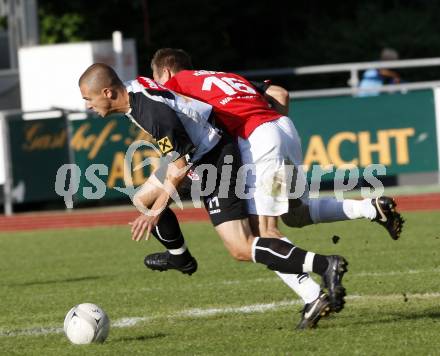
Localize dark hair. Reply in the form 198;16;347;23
151;48;192;72
78;63;124;91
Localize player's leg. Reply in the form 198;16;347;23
199;134;346;312
276;115;372;226
308;196;404;239
276;116;404;239
142;207;197;275
282;195;376;227
208;174;348;314
248;214;282;238
249;214;322;305
240;125;329;326
135;175;197;275
281;190;405;240
281;191;404;240
213;218;348;312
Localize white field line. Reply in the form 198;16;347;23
227;268;440;284
355;268;440;277
1;292;440;338
139;268;440;292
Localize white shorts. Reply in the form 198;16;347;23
237;116;309;216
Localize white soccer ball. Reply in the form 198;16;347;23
63;303;110;344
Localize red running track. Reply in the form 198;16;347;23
0;193;439;232
0;207;209;232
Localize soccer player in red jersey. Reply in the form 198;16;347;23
145;48;404;328
151;48;403;239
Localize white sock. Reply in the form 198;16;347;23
168;243;187;255
275;238;320;304
309;197;376;223
275;271;321;304
342;198;377;220
302;252;315;273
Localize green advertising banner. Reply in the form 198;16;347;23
6;114;158;206
290;90;438;177
7;115;69;203
70;114;159;202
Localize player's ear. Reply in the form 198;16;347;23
102;87;114;99
164;67;173;81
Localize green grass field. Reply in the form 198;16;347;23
1;211;440;355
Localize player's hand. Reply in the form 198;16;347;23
129;214;160;241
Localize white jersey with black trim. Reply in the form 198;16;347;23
125;78;221;162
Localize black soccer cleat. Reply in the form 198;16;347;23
144;251;198;276
321;255;348;313
372;196;404;240
296;291;332;330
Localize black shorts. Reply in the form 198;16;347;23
179;134;248;226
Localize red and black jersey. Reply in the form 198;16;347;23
164;70;282;139
125;77;249;226
125;76;220;162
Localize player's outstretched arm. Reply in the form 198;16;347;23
131;156;189;241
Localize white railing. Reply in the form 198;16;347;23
291;80;440;98
237;57;440;98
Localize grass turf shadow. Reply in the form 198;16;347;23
6;275;107;287
316;307;440;329
112;332;167;343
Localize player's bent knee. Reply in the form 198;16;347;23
226;246;252;261
281;214;310;228
281;203;313;228
259;227;283;238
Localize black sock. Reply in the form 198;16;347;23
169;249;193;265
152;207;186;250
253;237;328;275
254;237;306;274
312;254;329;275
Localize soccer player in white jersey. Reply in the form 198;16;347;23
78;63;349;329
